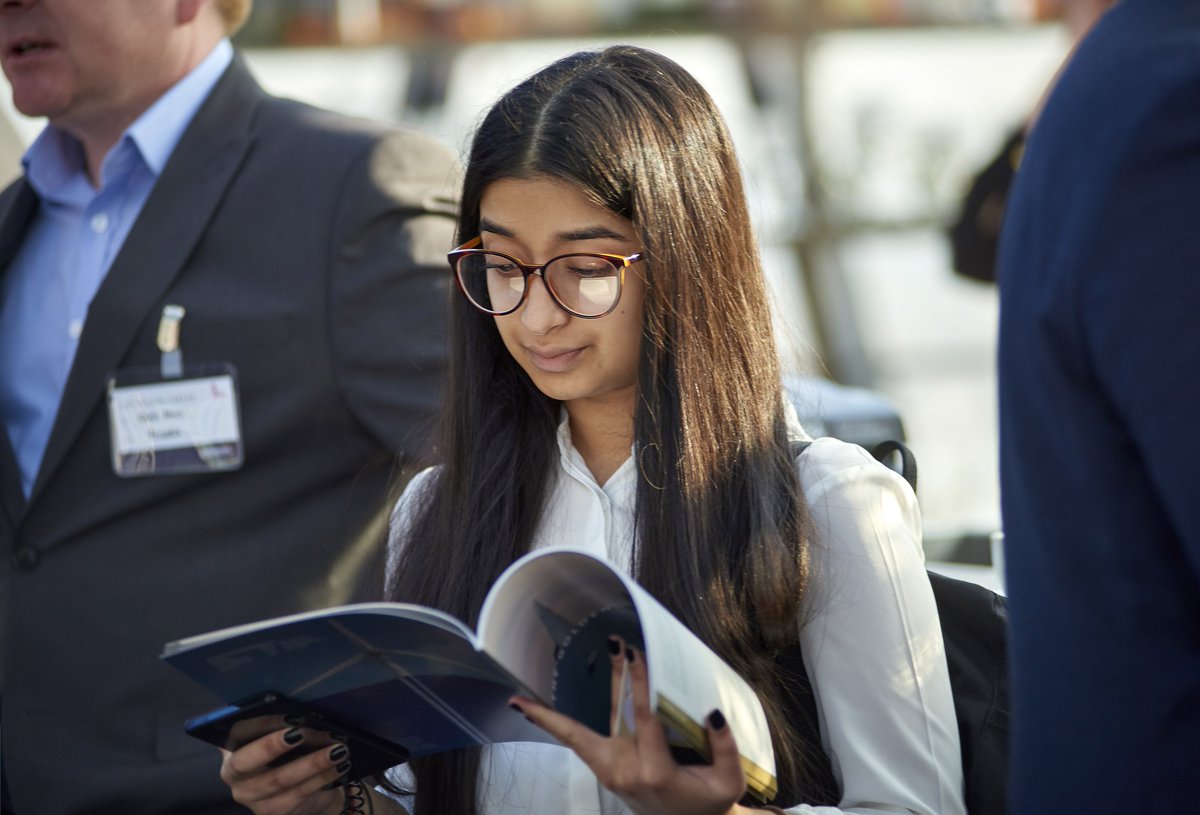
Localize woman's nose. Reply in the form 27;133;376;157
520;273;569;334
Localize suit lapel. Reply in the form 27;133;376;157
0;429;23;528
0;180;38;269
0;181;38;527
28;59;264;505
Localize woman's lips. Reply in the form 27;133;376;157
525;346;583;372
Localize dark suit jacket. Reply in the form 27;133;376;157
0;57;459;812
998;0;1200;810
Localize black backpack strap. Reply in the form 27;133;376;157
788;439;812;457
791;437;917;494
771;642;841;807
927;571;1010;815
773;439;840;806
870;439;917;493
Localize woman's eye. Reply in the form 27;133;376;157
487;262;520;276
568;263;616;278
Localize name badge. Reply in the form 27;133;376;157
107;362;244;477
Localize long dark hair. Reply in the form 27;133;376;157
387;44;822;814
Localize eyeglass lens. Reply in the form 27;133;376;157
457;253;621;317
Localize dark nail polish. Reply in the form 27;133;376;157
709;709;727;731
625;647;635;663
329;730;347;742
509;702;523;714
607;636;621;655
329;744;349;762
283;713;305;727
282;727;304;745
335;759;352;775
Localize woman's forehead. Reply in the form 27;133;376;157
479;178;634;245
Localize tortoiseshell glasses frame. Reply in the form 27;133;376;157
449;236;645;319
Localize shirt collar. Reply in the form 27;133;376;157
555;409;584;474
126;37;233;176
554;408;638;492
554;397;810;488
21;127;87;204
22;38;234;198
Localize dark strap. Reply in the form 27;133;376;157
927;571;1010;815
791;438;917;493
771;438;841;807
870;440;917;493
771;642;841;807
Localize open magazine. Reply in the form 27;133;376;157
162;547;778;801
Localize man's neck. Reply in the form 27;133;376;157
68;98;165;188
68;31;224;187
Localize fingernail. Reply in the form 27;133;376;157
709;709;727;731
329;744;349;762
283;727;304;745
336;759;352;774
625;647;635;663
509;702;523;714
283;713;305;726
607;636;621;655
329;730;347;742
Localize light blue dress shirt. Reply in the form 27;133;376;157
0;39;234;498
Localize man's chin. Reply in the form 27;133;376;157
10;89;65;121
4;69;71;121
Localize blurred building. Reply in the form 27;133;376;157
236;0;1054;47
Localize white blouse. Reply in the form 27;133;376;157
383;420;965;815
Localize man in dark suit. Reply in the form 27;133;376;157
998;0;1200;810
0;1;458;811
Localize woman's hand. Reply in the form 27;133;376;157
218;722;351;815
510;637;754;815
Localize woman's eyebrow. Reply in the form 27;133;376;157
479;218;514;237
479;220;630;243
557;226;629;242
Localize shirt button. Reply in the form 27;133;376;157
90;212;109;233
68;319;84;339
13;545;39;570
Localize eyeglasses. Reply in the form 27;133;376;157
449;237;645;319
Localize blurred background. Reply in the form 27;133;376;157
0;0;1084;588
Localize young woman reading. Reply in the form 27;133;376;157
218;45;965;815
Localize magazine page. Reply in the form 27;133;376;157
163;603;549;759
477;549;635;710
162;602;472;657
625;581;777;801
477;549;776;799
